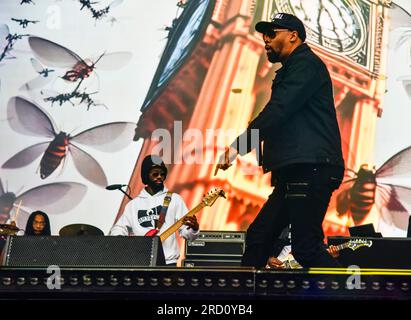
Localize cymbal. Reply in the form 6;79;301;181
59;224;104;236
0;223;20;235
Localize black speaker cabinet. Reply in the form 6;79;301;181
1;236;165;267
328;236;411;269
185;230;246;259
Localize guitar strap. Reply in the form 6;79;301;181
156;191;173;231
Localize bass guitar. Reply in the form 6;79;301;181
145;187;226;242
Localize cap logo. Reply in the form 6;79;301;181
274;13;284;19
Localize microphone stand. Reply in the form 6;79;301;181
119;186;132;200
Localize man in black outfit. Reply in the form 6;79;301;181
215;13;345;268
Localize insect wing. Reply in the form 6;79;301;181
30;57;44;73
388;2;411;30
72;122;135;152
28;36;83;68
21;75;54;91
376;146;411;179
0;178;5;196
376;184;411;230
8;96;57;137
0;24;9;52
94;52;132;70
16;182;87;214
2;142;49;168
69;143;108;187
109;0;124;9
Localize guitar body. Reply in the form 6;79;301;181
144;229;159;237
144;187;226;242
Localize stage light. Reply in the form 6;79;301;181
2;277;12;286
204;278;213;287
218;278;226;287
385;282;395;291
330;281;339;290
274;280;283;289
232;278;241;288
16;277;25;286
149;277;158;287
69;276;78;286
137;277;145;286
372;281;380;290
302;280;310;289
177;277;185;287
83;275;92;286
163;277;172;287
258;279;268;288
287;280;296;289
191;278;199;287
96;277;105;286
123;276;132;286
316;281;326;289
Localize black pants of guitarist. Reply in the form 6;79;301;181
242;163;344;268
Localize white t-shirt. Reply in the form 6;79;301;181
110;187;199;264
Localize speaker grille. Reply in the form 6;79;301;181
2;236;165;267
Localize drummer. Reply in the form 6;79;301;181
23;211;51;236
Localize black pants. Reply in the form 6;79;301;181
242;163;344;268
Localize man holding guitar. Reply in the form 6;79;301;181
110;155;199;266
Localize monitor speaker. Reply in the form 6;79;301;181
407;215;411;237
1;236;165;267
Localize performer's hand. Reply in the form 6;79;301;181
327;245;340;258
183;215;199;231
266;256;286;269
214;147;238;176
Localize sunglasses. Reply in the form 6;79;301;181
263;29;291;39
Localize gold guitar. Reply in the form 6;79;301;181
145;187;226;242
273;239;373;269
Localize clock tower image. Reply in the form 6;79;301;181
118;0;392;237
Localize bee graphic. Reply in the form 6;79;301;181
336;146;411;230
2;96;135;187
0;24;29;63
11;18;39;29
20;0;35;5
0;178;87;225
78;0;123;22
28;36;132;86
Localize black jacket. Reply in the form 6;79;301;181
232;43;344;172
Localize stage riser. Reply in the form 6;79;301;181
0;268;410;299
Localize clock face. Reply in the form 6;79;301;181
280;0;366;54
142;0;214;110
158;0;210;87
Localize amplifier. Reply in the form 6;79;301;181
182;259;242;267
185;230;246;259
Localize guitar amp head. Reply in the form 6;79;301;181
185;230;246;259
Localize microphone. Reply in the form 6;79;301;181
105;184;127;190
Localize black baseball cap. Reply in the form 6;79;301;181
141;155;167;185
255;12;306;42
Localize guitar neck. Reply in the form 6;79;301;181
334;242;348;252
159;203;205;242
